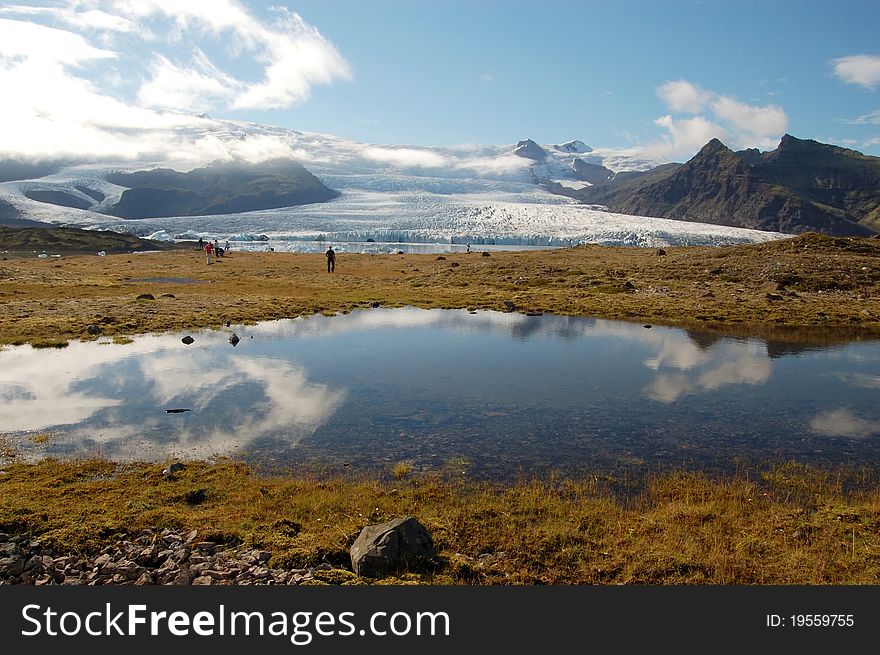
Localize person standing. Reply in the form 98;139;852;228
326;246;336;273
205;240;214;265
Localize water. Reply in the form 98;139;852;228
1;308;878;479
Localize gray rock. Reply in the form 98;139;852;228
350;516;436;578
86;324;102;335
228;333;240;346
181;335;195;345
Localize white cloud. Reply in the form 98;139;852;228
710;96;788;147
137;51;241;112
831;54;880;89
846;110;880;125
0;3;351;163
644;79;791;160
643;115;727;160
656;79;713;114
362;146;448;168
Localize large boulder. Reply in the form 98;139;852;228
349;516;436;578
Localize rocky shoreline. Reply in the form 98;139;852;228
0;528;336;586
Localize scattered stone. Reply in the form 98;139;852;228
623;280;636;292
503;300;516;312
702;291;716;298
481;251;491;257
136;294;155;301
350;516;436;578
370;301;381;308
160;294;176;299
86;324;102;335
162;462;186;477
181;335;195;345
99;316;116;324
656;249;666;256
435;256;446;261
643;324;652;329
759;281;786;293
228;333;240;346
450;262;460;268
765;293;784;301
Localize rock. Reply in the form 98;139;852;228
503;300;516;312
228;333;240;346
765;293;784;301
350;516;436;578
370;301;381;308
623;280;636;292
450;262;460;268
181;335;195;345
136;293;155;301
86;324;102;335
656;249;666;256
643;324;653;329
435;256;446;260
481;251;490;257
759;281;786;292
160;293;176;299
162;462;186;477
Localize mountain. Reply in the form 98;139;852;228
0;118;790;249
553;136;878;236
104;159;340;219
513;139;548;161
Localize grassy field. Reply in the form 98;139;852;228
1;458;878;584
0;232;878;347
1;231;879;583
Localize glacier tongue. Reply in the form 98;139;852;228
0;118;789;250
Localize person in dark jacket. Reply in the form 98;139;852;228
326;246;336;273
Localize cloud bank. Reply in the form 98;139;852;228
0;1;351;162
646;79;789;160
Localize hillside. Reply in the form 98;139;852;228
105;159;340;219
555;136;879;236
0;226;191;255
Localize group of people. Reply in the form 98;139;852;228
198;238;229;265
196;236;338;272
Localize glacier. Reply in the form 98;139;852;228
0;117;789;251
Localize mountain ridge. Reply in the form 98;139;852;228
551;135;878;236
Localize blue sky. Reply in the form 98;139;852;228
1;0;879;162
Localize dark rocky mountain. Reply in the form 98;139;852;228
513;139;548;161
0;158;59;183
554;135;878;236
0;225;190;254
555;140;592;154
105;159;340;219
24;189;93;210
571;158;614;184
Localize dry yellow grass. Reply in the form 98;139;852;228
1;459;878;584
1;232;878;347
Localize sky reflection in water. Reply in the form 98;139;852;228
1;308;878;478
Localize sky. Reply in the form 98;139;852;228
1;0;879;164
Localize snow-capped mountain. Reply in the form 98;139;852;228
0;115;787;250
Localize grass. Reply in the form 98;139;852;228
0;232;878;347
1;458;878;584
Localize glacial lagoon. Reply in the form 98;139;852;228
1;308;878;479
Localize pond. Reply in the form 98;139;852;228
1;308;878;479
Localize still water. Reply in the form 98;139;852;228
1;308;878;479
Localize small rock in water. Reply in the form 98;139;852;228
228;333;240;346
181;336;195;345
165;408;191;414
643;324;653;329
